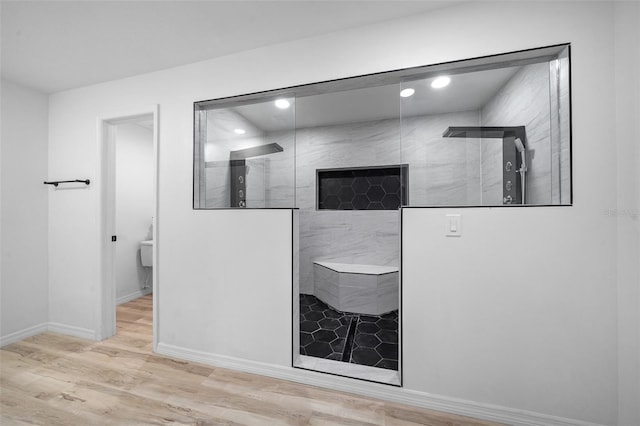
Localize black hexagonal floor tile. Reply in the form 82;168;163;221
354;333;381;348
335;325;349;339
381;311;398;320
300;332;314;347
323;309;342;319
359;315;378;323
304;310;324;322
318;318;341;330
350;347;382;366
300;295;399;371
375;359;398;370
377;318;396;330
300;320;320;333
327;353;342;361
376;329;398;344
313;329;338;343
376;343;398;361
305;341;333;358
330;339;346;353
357;322;380;334
310;300;328;311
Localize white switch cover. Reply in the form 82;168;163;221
446;214;462;237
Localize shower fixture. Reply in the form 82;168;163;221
229;143;284;208
442;126;527;205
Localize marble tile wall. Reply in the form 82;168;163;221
262;130;296;208
203;111;295;208
294;111;481;294
558;55;571;204
481;63;556;205
205;161;230;207
400;111;482;206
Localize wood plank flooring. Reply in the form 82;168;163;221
1;295;501;425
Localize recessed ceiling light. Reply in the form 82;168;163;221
431;76;451;89
275;99;290;109
234;128;246;135
400;88;415;98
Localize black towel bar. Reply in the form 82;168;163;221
44;179;90;187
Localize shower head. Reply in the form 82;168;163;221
230;143;284;160
514;137;525;153
442;126;527;142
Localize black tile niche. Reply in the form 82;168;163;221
317;165;408;210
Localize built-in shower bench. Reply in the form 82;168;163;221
313;261;399;316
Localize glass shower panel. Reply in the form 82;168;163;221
294;83;403;382
193;98;295;208
400;52;568;206
399;76;483;206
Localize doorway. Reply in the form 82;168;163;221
97;106;159;350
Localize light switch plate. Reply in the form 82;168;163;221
445;214;462;237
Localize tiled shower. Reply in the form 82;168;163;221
193;44;572;384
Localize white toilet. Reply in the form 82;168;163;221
140;240;153;267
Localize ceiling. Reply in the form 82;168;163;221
1;0;462;94
228;65;520;132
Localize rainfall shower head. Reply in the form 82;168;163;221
442;126;526;142
230;143;284;160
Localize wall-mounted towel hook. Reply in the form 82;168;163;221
44;179;90;187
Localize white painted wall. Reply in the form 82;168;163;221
45;2;638;425
115;123;153;303
0;79;49;344
614;2;640;425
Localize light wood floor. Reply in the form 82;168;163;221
1;294;501;425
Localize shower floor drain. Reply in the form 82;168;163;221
299;294;398;370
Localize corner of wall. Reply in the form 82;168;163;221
614;2;640;425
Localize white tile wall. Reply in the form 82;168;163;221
296;111;480;294
481;63;560;205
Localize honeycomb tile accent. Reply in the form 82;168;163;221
317;166;408;210
299;294;399;370
299;294;353;361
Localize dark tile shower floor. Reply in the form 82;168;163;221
299;294;398;370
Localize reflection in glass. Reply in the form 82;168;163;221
194;98;295;208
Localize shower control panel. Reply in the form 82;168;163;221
230;159;247;208
503;136;523;205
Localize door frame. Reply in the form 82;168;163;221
96;105;159;350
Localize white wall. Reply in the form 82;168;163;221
115;122;153;303
0;79;49;344
614;2;640;425
45;2;638;425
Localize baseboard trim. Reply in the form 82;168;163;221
156;342;604;426
0;323;49;347
47;322;96;340
117;288;152;305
